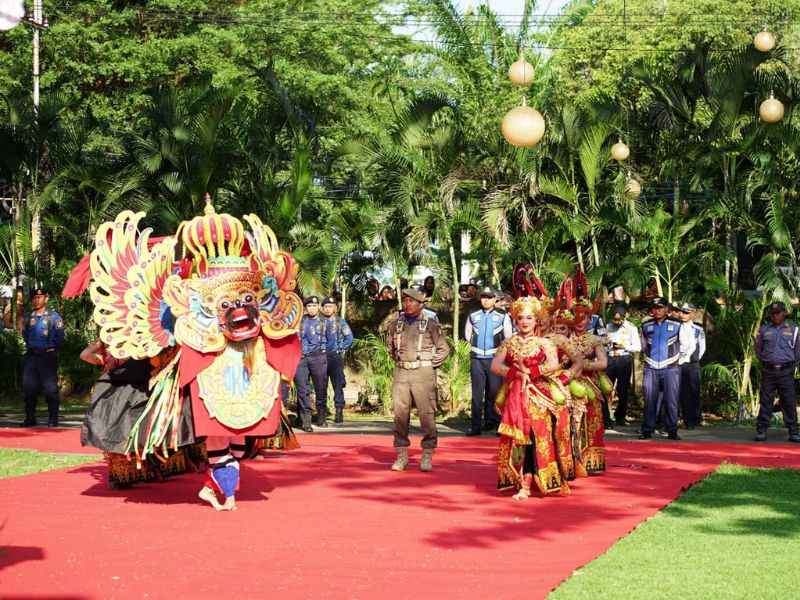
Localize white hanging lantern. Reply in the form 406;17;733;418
508;56;535;87
0;0;25;31
760;92;785;123
611;139;630;161
625;178;642;198
754;31;776;52
501;100;545;147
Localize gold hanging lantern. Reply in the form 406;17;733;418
611;139;630;161
501;99;545;148
754;31;776;52
625;178;641;198
508;55;535;87
760;92;785;123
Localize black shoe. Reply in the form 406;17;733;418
789;434;800;443
334;408;343;424
754;431;767;442
465;430;482;437
639;432;652;440
301;411;313;433
47;421;58;428
21;419;36;427
605;419;615;429
667;431;681;440
315;413;328;428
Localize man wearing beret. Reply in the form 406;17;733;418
639;297;690;440
755;301;800;442
389;286;449;472
294;296;332;432
321;296;354;424
20;287;65;427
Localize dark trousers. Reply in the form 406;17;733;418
23;352;60;424
608;355;633;423
294;352;328;414
679;362;702;427
642;366;680;435
757;367;798;435
470;357;501;432
326;351;347;409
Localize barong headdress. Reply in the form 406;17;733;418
512;263;552;318
510;296;542;320
554;269;599;317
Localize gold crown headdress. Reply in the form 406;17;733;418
510;296;542;320
178;194;247;276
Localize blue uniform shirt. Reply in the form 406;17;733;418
464;309;512;358
324;315;354;354
756;321;800;365
23;309;65;351
587;314;607;337
299;315;329;356
641;317;683;369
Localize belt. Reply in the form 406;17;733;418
609;351;631;358
304;350;325;357
764;362;795;371
397;360;433;369
27;348;56;355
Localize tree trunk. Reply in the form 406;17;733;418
490;253;501;288
449;240;460;346
340;283;347;319
591;234;600;269
673;177;680;218
576;240;585;272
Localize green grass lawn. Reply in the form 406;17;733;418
550;463;800;600
0;448;98;478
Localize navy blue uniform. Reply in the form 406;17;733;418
324;315;354;410
640;317;686;435
294;315;331;418
22;309;65;426
464;309;512;433
755;321;800;437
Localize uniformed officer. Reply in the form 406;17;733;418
586;312;607;338
754;301;800;443
389;286;450;472
639;297;690;440
294;296;331;432
321;296;354;424
20;287;65;427
677;302;706;429
606;305;641;426
464;287;512;436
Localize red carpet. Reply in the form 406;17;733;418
1;429;800;600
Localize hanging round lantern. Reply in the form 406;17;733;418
625;178;642;198
0;0;25;31
760;92;785;123
754;31;776;52
611;139;630;161
501;103;545;147
508;57;535;86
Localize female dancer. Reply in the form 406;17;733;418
491;296;572;499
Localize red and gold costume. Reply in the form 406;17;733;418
496;296;572;496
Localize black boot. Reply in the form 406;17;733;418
301;411;313;433
315;411;328;428
335;407;344;424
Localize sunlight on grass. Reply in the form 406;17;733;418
0;448;98;478
550;463;800;600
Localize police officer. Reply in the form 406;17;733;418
639;297;690;440
677;302;706;429
754;302;800;443
606;305;641;426
389;286;449;472
321;296;354;424
586;312;607;338
464;287;512;436
20;287;65;427
294;296;331;432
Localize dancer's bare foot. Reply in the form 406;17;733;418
219;496;237;511
198;486;222;510
512;488;530;501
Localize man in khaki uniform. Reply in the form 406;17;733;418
389;286;450;472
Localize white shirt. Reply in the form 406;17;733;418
606;320;642;356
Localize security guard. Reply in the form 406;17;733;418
639;297;689;440
20;287;65;427
321;296;354;424
677;302;706;429
606;305;641;426
586;312;607;338
754;301;800;443
389;286;449;472
294;296;331;432
464;287;512;436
